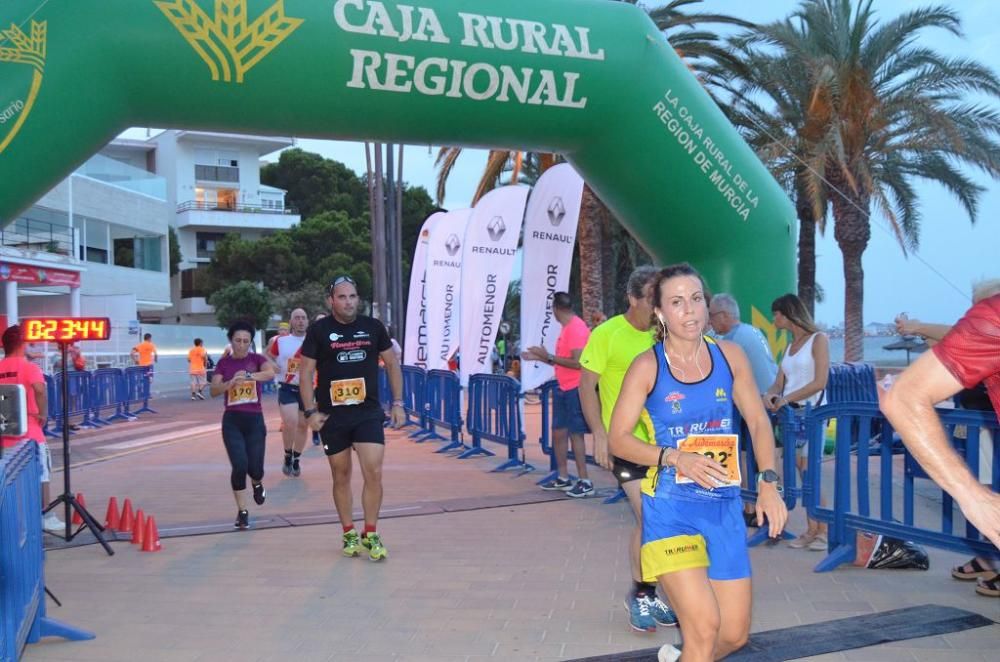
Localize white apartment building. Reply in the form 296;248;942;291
151;130;300;325
0;150;172;329
1;130;299;329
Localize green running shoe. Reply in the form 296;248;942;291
362;532;387;561
342;529;362;557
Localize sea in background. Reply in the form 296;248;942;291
827;335;923;368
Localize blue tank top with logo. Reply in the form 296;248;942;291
640;337;739;502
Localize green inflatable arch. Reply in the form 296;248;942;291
0;0;794;341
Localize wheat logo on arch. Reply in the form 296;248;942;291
0;20;47;155
154;0;303;84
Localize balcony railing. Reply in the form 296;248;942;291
176;200;298;215
1;218;75;256
194;164;239;182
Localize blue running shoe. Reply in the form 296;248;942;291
624;595;656;632
643;594;678;626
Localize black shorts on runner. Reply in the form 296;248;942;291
612;455;649;485
277;384;304;410
320;408;386;456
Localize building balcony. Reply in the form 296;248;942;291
175;201;300;231
0;218;78;265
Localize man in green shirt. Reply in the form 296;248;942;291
579;265;677;632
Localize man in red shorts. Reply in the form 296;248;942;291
883;294;1000;572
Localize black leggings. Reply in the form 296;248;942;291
221;411;266;491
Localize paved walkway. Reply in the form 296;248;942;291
23;392;1000;661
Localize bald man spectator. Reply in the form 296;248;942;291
709;293;778;394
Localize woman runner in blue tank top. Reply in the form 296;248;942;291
610;264;787;662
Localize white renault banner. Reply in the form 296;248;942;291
459;185;530;387
404;211;444;367
518;164;585;391
424;208;473;371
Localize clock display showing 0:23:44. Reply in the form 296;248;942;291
21;317;112;342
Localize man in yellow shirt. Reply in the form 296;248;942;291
579;265;677;632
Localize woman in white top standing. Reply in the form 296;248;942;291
764;293;830;551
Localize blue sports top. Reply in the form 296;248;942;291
640;337;740;501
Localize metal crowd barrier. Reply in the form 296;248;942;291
50;371;97;433
461;374;533;473
826;363;879;404
123;366;156;416
43;368;153;436
533;380;603;486
804;403;1000;572
422;369;466;452
400;366;426;435
736;407;803;545
89;368;133;425
377;367;392;412
1;442;94;660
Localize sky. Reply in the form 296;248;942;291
130;0;998;328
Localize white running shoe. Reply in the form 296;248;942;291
658;644;681;662
42;514;65;533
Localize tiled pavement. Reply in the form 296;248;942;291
22;393;1000;661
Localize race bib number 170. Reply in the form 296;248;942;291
228;381;258;406
675;434;741;487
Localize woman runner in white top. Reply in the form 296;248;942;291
764;293;830;551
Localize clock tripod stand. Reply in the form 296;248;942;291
42;340;114;556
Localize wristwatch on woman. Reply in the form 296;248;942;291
756;469;783;493
303;408;317;418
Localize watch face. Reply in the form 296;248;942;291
761;470;779;482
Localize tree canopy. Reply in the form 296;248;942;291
208;148;438;320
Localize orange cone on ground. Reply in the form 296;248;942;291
72;493;86;525
104;496;120;529
118;498;134;533
131;509;145;546
142;516;161;552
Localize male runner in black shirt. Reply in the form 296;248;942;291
300;276;405;561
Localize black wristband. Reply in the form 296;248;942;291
658;446;667;469
303;408;317;418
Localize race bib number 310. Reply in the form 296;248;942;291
330;377;366;406
675;434;741;487
228;381;259;406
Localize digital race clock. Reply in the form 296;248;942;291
21;317;111;342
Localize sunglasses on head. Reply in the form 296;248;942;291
330;275;356;291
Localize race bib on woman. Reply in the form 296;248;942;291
228;381;258;406
675;434;740;486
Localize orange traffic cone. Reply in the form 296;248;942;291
142;516;161;552
119;498;134;533
72;493;86;525
131;509;145;546
104;496;120;529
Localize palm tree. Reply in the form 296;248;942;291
434;1;754;321
724;47;830;317
749;0;1000;361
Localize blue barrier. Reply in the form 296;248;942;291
533;380;603;485
460;374;533;473
123;366;156;416
804;403;1000;572
423;369;466;452
826;363;878;404
51;371;98;433
89;369;133;425
400;366;426;436
1;442;94;660
42;376;58;439
735;407;802;545
377;367;392;413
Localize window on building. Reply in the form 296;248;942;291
196;232;226;258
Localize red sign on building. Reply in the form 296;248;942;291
0;262;81;287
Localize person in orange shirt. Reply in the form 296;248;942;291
131;332;158;384
188;338;208;400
